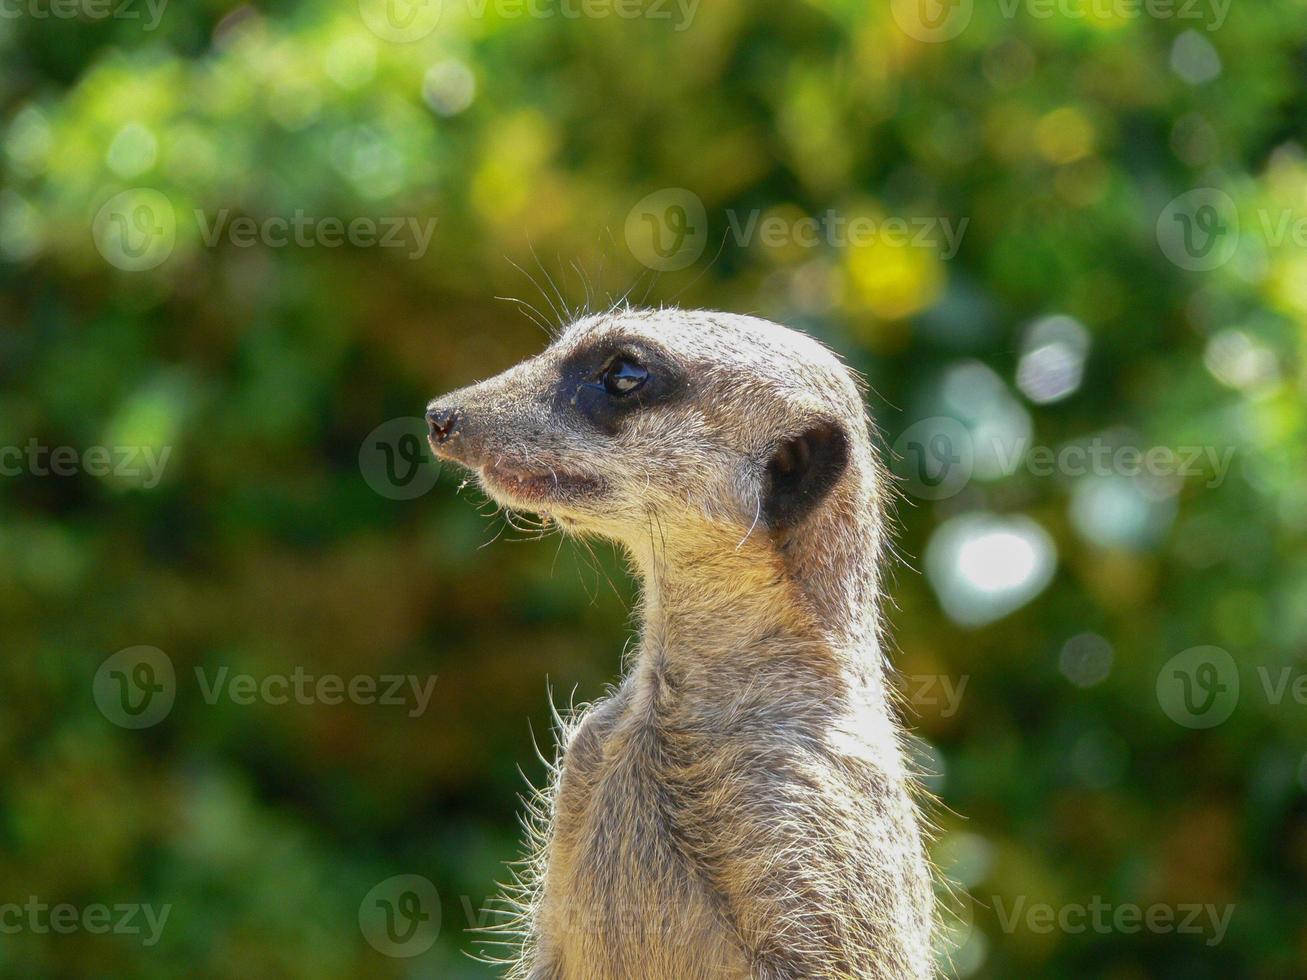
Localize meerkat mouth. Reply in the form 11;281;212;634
480;462;605;505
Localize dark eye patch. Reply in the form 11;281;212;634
553;335;686;435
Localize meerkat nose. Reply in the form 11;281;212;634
425;406;462;445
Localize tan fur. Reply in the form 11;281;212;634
427;309;935;979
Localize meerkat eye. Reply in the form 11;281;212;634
601;358;649;396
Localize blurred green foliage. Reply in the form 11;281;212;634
1;0;1305;976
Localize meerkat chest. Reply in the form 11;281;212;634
535;706;750;979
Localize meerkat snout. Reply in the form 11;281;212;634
425;406;461;445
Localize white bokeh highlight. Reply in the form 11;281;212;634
926;513;1057;627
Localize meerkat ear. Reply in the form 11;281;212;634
763;419;849;530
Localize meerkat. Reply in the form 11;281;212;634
426;308;935;979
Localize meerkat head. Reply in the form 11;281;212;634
426;309;882;573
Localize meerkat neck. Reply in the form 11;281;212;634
625;499;885;689
639;549;798;655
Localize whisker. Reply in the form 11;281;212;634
530;244;574;327
495;294;554;338
506;255;565;335
669;223;731;306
